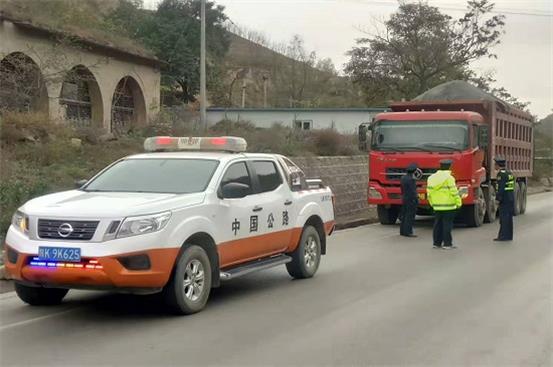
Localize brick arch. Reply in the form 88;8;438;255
59;65;104;128
111;76;147;134
0;51;49;113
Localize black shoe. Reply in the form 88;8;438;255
405;234;417;238
432;244;442;249
494;238;511;242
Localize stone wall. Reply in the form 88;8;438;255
293;155;369;218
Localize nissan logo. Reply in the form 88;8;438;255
57;223;74;238
413;168;424;180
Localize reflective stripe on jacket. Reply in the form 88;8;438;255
426;170;462;211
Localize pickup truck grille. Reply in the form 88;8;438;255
38;219;99;240
386;167;437;181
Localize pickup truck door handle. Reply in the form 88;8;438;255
252;206;263;212
284;200;293;206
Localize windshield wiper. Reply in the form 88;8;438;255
373;146;402;152
420;143;462;152
393;146;434;152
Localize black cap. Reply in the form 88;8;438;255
406;163;418;173
439;159;453;169
494;157;506;167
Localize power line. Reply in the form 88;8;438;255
350;0;553;17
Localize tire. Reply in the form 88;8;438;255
464;187;485;227
14;283;68;306
513;182;521;216
377;205;399;225
286;225;321;279
483;185;497;223
162;245;212;315
519;181;527;214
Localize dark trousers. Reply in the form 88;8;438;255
497;200;514;240
433;210;456;246
400;204;416;235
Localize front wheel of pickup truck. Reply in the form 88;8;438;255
163;245;212;315
287;225;321;279
15;283;68;306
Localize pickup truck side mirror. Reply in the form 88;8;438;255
221;182;251;199
75;179;88;189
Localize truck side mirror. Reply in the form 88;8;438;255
221;182;251;199
358;123;372;151
479;126;489;149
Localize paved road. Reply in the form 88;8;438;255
1;193;552;366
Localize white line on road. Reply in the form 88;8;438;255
0;308;78;332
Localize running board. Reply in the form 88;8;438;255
220;254;292;281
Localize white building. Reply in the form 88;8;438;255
206;107;387;134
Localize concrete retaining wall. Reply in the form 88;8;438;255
293;155;369;218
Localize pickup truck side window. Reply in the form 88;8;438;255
252;161;282;193
221;162;252;194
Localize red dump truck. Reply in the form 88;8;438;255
359;81;534;227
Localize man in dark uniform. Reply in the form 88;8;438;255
400;163;419;237
494;157;515;241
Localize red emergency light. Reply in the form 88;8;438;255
144;136;247;152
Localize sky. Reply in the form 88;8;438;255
144;0;553;119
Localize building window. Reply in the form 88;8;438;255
294;120;312;130
60;68;93;126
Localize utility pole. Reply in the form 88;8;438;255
241;80;246;108
200;0;207;132
262;74;268;108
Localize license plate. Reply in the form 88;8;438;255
38;247;81;262
418;193;426;200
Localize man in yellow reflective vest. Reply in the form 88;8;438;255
494;157;515;241
426;159;462;249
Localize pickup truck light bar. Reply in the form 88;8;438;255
144;136;247;153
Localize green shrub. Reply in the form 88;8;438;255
0;176;49;235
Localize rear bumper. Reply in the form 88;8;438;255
4;244;179;290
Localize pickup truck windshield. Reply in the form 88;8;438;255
372;120;469;151
84;159;219;194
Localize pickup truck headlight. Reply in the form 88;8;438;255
117;211;171;239
11;210;29;235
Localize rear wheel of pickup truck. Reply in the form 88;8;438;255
14;283;68;306
287;225;321;279
463;187;485;227
377;205;400;225
163;245;212;315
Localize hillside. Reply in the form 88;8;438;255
224;33;364;108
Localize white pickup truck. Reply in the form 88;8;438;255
4;136;335;314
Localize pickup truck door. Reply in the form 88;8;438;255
249;160;298;253
216;161;267;268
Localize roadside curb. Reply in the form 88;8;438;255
336;217;379;230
